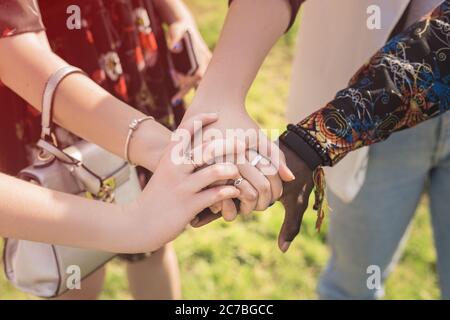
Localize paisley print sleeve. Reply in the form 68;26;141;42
0;0;45;38
290;0;450;167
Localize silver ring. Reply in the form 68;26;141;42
250;154;264;167
185;151;199;169
233;177;244;187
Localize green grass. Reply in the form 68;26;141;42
0;0;440;300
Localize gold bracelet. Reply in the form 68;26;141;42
124;116;155;165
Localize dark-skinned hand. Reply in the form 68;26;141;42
277;142;314;253
190;141;314;254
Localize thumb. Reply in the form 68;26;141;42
278;193;308;253
168;23;186;52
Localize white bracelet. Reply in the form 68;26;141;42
124;116;155;165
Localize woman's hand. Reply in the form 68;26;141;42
158;7;211;104
123;113;241;253
168;20;212;104
185;107;294;226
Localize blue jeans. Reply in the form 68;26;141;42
318;113;450;300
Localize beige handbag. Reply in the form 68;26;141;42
3;66;142;298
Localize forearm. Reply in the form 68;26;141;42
284;2;450;168
0;173;128;252
188;0;292;113
0;32;171;171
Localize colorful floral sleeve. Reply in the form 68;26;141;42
0;0;44;38
291;1;450;167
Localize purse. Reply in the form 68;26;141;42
3;66;142;298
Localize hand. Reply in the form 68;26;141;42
167;19;212;104
187;107;295;226
123;113;241;253
277;142;314;253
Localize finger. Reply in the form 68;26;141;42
259;140;295;182
209;201;223;214
237;161;272;211
171;77;200;104
177;113;218;136
252;155;283;202
192;186;240;216
170;113;220;174
218;198;237;222
191;208;221;228
188;138;246;171
176;72;201;88
277;149;296;182
278;186;312;253
167;23;187;51
234;178;258;216
186;163;239;192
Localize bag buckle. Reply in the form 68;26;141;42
86;177;116;203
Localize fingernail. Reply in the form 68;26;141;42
172;98;182;106
281;241;291;253
288;173;296;181
173;42;183;52
211;207;220;214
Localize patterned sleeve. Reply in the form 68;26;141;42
0;0;45;38
283;1;450;168
229;0;303;31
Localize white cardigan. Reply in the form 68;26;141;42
286;0;444;202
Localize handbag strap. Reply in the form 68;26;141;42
41;66;87;141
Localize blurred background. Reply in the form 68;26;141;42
0;0;439;299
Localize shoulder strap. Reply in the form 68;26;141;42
41;66;86;141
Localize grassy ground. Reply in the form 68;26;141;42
0;0;440;299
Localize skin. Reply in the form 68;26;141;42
0;0;303;254
186;0;316;253
57;0;203;300
0;113;241;253
277;144;314;252
185;0;296;220
153;0;212;103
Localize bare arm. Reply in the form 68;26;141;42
189;0;291;110
0;31;170;172
0;172;124;251
0;114;241;253
185;0;294;222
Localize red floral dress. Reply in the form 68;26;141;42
0;0;184;174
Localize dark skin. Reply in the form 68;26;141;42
190;141;314;253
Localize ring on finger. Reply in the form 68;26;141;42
185;151;199;170
234;177;244;187
250;154;264;167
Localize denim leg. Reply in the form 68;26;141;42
429;114;450;300
318;119;440;300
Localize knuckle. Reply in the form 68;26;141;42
215;188;228;201
259;180;271;195
245;190;258;202
210;165;223;177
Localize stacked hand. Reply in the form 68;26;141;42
178;107;314;252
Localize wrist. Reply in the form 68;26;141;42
128;120;172;172
279;125;331;170
190;92;246;115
